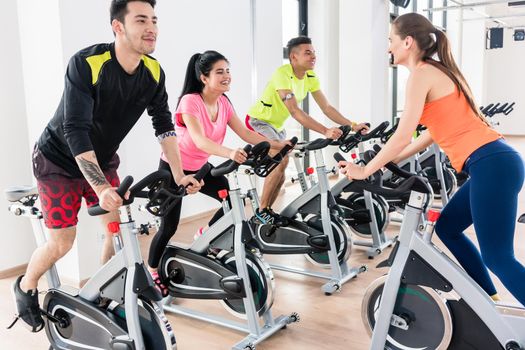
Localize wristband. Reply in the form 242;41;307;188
157;130;177;143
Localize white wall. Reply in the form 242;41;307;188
0;1;34;271
461;15;486;103
451;8;524;136
339;0;390;127
307;0;340;167
308;0;340;129
483;27;525;135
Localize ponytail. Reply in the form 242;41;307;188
394;13;489;126
177;53;204;108
177;50;229;108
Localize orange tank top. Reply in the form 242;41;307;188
419;87;501;172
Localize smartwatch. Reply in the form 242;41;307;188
282;93;295;101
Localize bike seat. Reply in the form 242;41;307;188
4;186;38;202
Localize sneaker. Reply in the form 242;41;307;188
255;208;289;226
9;275;44;332
193;227;204;241
268;208;290;226
150;271;169;298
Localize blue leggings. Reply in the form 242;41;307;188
435;139;525;305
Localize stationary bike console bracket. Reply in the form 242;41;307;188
401;250;453;292
143;182;184;217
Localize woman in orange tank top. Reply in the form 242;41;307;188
340;13;525;306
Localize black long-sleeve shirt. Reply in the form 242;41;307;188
37;42;175;177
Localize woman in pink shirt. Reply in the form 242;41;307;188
148;51;286;295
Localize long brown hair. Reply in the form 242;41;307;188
393;13;489;125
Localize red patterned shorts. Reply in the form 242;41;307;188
32;147;120;229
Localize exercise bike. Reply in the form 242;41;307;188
247;134;366;295
158;141;298;350
330;122;394;258
6;170;181;349
355;155;525;349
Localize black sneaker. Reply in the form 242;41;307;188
9;275;44;332
255;208;289;226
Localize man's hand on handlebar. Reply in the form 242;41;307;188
270;139;294;152
324;127;343;140
352;122;370;134
98;186;128;212
178;175;203;195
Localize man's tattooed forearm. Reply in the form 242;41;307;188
78;156;108;186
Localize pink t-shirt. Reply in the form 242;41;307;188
161;93;234;171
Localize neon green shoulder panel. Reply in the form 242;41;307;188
142;55;161;83
85;51;112;85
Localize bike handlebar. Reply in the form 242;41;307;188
88;170;173;216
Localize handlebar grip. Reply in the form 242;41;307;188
333;152;346;163
488;103;501;116
88;176;134;216
210;144;253;177
361;121;390;141
304;137;333;151
193;163;212;182
503;102;515;115
278;136;298;156
116;176;134;199
243;144;253;153
373;144;415;178
250;142;269;157
504;107;514;116
87;204;110;216
497;102;508;111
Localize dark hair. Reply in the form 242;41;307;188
110;0;156;24
286;36;312;58
393;13;488;125
178;50;229;107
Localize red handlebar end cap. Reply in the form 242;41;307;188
306;167;315;175
107;222;120;234
218;189;229;199
427;210;441;223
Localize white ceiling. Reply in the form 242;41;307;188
485;2;525;26
430;1;525;27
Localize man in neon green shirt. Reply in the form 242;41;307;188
246;36;368;224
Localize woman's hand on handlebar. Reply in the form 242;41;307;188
352;122;370;134
229;148;248;164
98;186;128;212
324;127;343;140
337;161;368;180
178;175;203;194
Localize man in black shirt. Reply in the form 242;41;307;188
12;0;201;332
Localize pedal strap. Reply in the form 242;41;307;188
6;311;44;332
6;315;20;329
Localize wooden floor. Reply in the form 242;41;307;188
1;136;525;350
